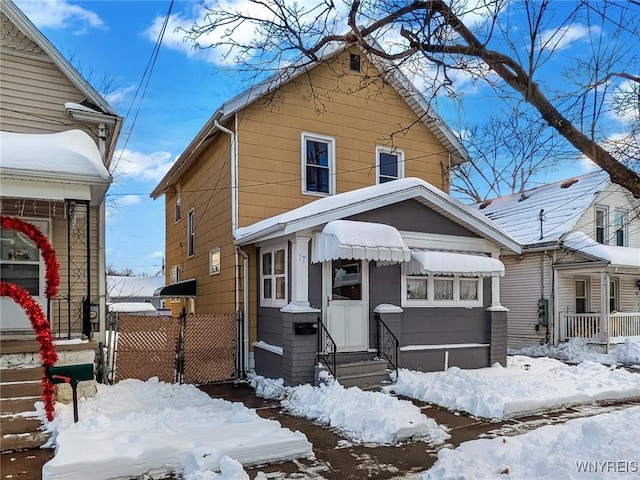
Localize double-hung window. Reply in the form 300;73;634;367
376;146;404;183
302;133;335;195
209;248;221;275
403;274;482;307
575;279;588;313
614;210;627;246
175;185;181;222
261;245;287;307
594;206;608;244
187;209;195;257
0;219;47;297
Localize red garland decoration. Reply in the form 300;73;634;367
1;215;59;299
1;215;60;422
0;282;58;421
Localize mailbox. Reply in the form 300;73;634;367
46;364;94;423
294;322;318;335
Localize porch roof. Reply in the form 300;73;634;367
404;250;505;277
562;232;640;269
0;130;112;205
153;278;197;298
311;220;411;263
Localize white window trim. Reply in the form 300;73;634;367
209;247;221;276
574;277;590;313
260;244;288;308
613;209;627;247
187;208;195;258
401;274;483;308
175;184;182;223
301;132;336;196
375;145;405;184
170;265;182;284
594;205;608;245
609;277;619;312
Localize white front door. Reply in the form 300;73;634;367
324;259;369;352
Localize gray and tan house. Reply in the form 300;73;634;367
151;46;520;386
0;0;122;448
475;170;640;352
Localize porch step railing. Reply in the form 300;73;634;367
561;312;640;341
316;316;336;378
375;313;399;378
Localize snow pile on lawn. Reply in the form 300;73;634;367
41;378;312;480
392;356;640;420
514;337;640;366
250;375;449;445
421;406;640;479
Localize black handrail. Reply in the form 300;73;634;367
375;313;399;379
316;316;337;379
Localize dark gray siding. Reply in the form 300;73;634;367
348;200;478;237
254;348;283;379
257;306;283;346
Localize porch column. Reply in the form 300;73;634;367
490;251;502;308
600;272;610;352
288;234;311;308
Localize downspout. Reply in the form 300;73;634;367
98;201;107;345
237;247;250;376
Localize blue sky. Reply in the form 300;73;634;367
12;0;636;276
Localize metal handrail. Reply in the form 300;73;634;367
375;313;399;379
316;316;337;379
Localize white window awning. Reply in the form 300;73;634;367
311;220;411;263
405;250;505;277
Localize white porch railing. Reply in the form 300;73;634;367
561;312;640;342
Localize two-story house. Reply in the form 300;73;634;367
475;170;640;352
152;46;520;387
0;0;122;449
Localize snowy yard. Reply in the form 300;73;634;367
37;342;640;480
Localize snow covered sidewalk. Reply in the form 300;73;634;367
40;378;312;480
392;355;640;419
251;375;449;445
421;406;640;479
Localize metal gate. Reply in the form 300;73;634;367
105;312;237;384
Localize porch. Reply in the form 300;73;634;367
560;312;640;344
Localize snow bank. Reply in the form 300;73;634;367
41;378;312;480
421;406;640;479
393;356;640;419
250;375;449;445
515;337;640;366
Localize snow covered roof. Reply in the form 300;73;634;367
562;232;640;269
311;220;411;263
107;275;165;299
108;302;157;314
405;251;505;277
235;177;520;253
473;170;610;248
0;130;112;204
151;44;468;198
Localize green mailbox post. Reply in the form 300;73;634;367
46;364;94;423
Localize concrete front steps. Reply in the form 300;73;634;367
0;366;50;451
334;358;392;389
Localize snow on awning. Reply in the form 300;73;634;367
563;232;640;269
108;302;157;314
311;220;411;263
405;251;505;277
0;130;111;204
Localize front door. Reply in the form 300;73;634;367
324;259;369;352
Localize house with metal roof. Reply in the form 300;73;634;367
474;170;640;351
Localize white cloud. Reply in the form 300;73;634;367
15;0;104;33
116;195;141;206
538;24;600;52
149;251;164;259
111;149;175;183
104;85;136;109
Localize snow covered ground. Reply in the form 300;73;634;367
250;374;449;445
39;378;312;480
391;355;640;419
421;406;640;480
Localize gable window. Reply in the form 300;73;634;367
209;248;221;275
261;245;287;307
175;185;181;222
376;146;404;184
403;274;482;307
594;206;608;244
0;219;48;297
302;133;335;195
187;209;195;257
575;278;588;313
349;53;361;72
609;278;619;313
614;210;627;246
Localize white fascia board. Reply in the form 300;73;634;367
2;169;111;186
401;231;499;254
1;177;92;201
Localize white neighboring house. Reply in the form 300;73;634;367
106;275;165;312
474;170;640;351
